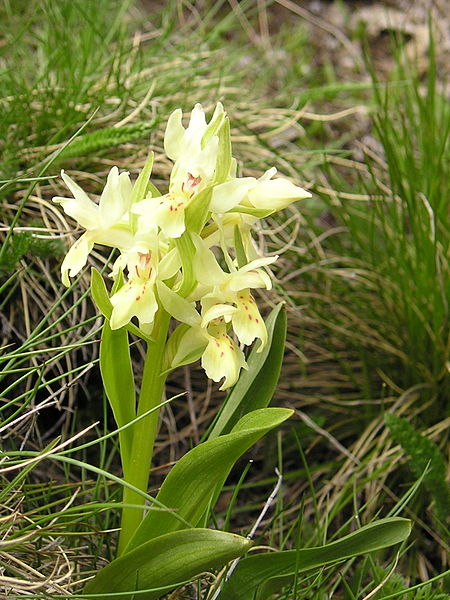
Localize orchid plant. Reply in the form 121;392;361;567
54;104;410;600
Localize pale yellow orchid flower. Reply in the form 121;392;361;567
201;313;247;390
109;231;182;334
132;103;225;238
191;234;275;350
53;167;134;286
156;282;247;390
210;167;311;214
109;249;159;334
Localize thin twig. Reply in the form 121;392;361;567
210;468;283;600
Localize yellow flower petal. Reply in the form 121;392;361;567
201;330;247;390
60;232;94;287
110;280;158;330
232;291;267;350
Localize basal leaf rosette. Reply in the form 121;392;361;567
53;103;311;389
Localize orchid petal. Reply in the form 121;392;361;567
239;255;278;272
119;171;133;206
259;166;277;181
192;235;227;285
56;171;99;229
248;178;311;210
164;108;184;160
201;303;237;327
110;280;158;330
228;269;273;291
197;135;219;181
210;178;256;213
187;104;207;139
232;291;268;349
134;197;187;238
94;225;135;250
155;200;187;238
60;232;94;286
99;167;130;227
132;196;164;215
201;332;247;390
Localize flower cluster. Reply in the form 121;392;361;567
54;103;311;389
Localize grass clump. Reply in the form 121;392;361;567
292;32;449;419
0;0;134;179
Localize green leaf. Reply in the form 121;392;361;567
131;151;154;205
84;528;253;600
55;121;158;160
220;517;412;600
174;232;197;297
207;303;287;439
229;206;274;218
214;117;232;184
90;267;113;318
129;152;155;233
146;180;161;197
234;224;247;268
100;320;136;467
184;185;213;234
125;408;293;551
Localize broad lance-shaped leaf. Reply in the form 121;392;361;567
125;407;293;552
100;320;135;470
219;517;411;600
208;303;287;439
84;528;252;600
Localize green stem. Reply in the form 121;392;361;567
117;310;170;556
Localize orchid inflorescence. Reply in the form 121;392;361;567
54;103;311;389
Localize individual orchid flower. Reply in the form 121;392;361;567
156;282;247;390
109;230;182;334
132;103;225;238
191;234;276;351
200;311;247;390
164;103;224;182
110;248;159;334
210;167;311;215
53;167;134;286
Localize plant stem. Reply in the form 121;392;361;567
117;310;171;556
